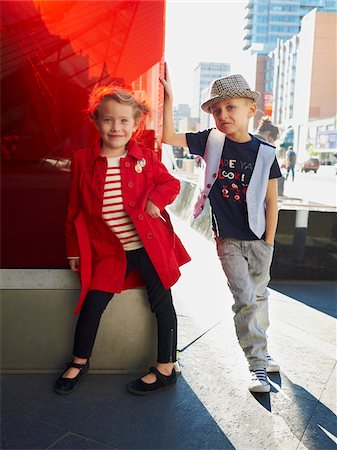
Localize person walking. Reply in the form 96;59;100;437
285;146;297;181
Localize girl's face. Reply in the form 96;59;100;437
95;99;138;155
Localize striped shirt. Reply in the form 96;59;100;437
102;154;143;251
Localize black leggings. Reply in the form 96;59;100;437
73;247;177;363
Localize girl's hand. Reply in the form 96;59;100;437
159;63;173;101
145;199;161;219
69;258;80;272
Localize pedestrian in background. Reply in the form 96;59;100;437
285;145;297;181
255;116;279;146
255;116;285;196
160;68;281;393
54;83;190;396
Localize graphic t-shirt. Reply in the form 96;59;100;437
186;129;282;240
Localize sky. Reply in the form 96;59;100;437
164;0;255;107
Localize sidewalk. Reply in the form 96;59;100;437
2;215;336;450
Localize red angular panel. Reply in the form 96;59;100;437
1;0;165;267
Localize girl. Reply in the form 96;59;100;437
54;84;190;396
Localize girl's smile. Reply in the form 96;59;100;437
95;99;138;157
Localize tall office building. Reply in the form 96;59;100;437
173;104;191;131
244;0;337;55
268;10;336;162
243;0;337;128
192;62;231;118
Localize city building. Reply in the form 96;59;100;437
177;116;199;134
192;62;231;118
173;104;191;131
269;10;337;163
244;0;337;55
243;0;337;127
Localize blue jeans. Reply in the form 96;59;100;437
286;165;295;181
215;238;274;370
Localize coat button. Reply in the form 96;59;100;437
146;232;153;239
138;214;144;220
212;173;217;178
128;181;134;188
129;201;135;207
207;184;211;188
125;161;131;168
202;194;207;199
200;204;204;210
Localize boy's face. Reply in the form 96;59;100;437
95;99;138;153
210;98;256;142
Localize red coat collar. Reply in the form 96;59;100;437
90;138;144;162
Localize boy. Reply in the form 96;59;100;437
160;71;282;393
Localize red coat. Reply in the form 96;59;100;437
66;139;191;314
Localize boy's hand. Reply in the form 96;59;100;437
145;199;161;219
159;63;173;101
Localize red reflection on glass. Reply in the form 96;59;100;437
1;0;165;268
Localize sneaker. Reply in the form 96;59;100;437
249;368;270;393
266;352;280;373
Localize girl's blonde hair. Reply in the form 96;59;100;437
88;83;151;138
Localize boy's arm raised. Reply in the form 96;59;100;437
159;66;187;148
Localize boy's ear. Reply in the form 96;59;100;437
248;102;257;118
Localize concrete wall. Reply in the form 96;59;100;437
0;270;157;373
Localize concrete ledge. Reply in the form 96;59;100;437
1;282;157;373
1;269;80;289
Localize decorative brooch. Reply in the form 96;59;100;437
135;158;146;173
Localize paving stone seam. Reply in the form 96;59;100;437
272;317;337;357
178;320;223;353
46;431;116;450
294;394;330;449
316;361;337;407
44;431;115;449
45;431;74;450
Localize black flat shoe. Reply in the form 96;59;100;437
127;366;176;396
54;360;89;395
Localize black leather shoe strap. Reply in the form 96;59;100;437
149;366;172;386
67;361;87;370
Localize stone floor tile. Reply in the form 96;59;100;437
68;376;235;449
48;432;115;449
1;374;118;430
300;402;337;450
1;413;66;450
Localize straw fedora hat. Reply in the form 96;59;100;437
201;74;260;113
